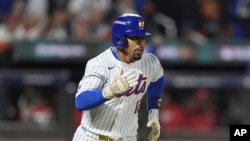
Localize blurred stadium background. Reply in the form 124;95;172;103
1;0;250;141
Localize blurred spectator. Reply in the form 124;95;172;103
12;11;47;41
113;0;137;15
68;0;111;19
196;0;232;40
148;0;232;42
4;0;25;27
150;0;199;37
68;0;112;41
0;17;14;67
160;91;185;133
45;8;69;41
185;88;219;133
0;17;14;52
25;0;48;20
133;0;154;17
17;86;56;129
87;9;111;40
133;0;178;40
70;10;111;41
0;0;14;22
0;0;25;44
71;16;90;41
48;0;68;15
227;0;250;39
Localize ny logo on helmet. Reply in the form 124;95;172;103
138;20;145;30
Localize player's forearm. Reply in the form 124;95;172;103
147;76;165;110
75;90;107;111
147;76;164;141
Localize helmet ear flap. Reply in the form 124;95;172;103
114;36;127;49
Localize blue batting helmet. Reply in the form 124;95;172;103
112;13;151;49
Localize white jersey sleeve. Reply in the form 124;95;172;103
76;59;106;97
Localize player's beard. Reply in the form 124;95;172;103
133;47;143;61
118;47;143;62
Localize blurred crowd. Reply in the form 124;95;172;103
160;88;219;133
0;0;113;44
0;0;250;45
159;87;249;134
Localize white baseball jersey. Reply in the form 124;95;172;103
74;47;164;139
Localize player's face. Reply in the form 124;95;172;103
126;36;146;61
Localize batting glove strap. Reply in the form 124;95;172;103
102;84;114;99
147;109;160;141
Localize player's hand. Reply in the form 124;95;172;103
102;68;138;99
147;109;160;141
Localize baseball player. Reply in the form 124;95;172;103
72;13;165;141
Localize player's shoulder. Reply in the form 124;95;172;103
87;48;112;64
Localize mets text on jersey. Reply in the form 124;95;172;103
117;74;147;97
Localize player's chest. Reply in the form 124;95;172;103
106;67;149;96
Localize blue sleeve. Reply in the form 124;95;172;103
147;76;165;111
75;90;108;111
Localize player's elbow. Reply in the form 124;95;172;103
75;90;107;111
75;98;100;111
75;93;89;111
75;100;85;111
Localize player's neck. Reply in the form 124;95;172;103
117;52;130;64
